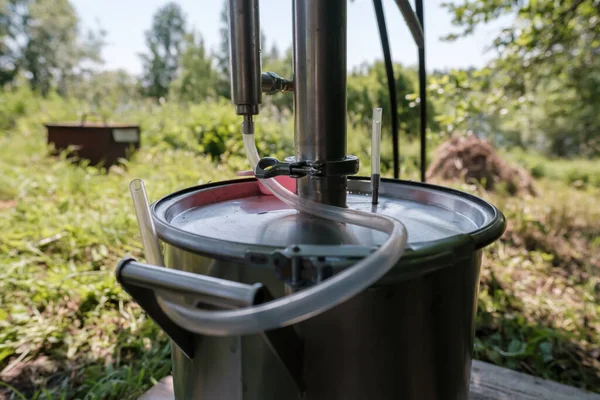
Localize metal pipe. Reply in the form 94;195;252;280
228;0;262;134
416;0;427;182
293;0;348;207
117;259;264;310
394;0;424;49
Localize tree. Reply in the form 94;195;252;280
214;0;230;99
441;0;600;156
169;31;216;103
0;0;19;85
139;2;186;99
68;69;140;121
0;0;104;94
347;61;438;140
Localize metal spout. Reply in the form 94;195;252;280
262;71;294;94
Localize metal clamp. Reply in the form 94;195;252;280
246;244;378;288
255;157;312;179
312;155;360;177
254;155;360;179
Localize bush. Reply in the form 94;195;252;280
529;163;546;179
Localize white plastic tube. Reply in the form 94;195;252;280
130;179;164;266
371;108;382;176
371;108;382;204
156;134;408;336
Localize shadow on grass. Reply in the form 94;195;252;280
0;321;172;400
474;270;600;393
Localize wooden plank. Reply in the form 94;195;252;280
139;376;173;400
139;361;600;400
469;361;600;400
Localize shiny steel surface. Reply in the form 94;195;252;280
117;259;263;309
228;0;261;117
293;0;348;206
298;249;482;400
166;249;302;400
152;178;505;400
163;231;485;400
154;178;497;256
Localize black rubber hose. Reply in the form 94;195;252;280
416;0;427;182
373;0;400;179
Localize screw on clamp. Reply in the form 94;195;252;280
255;157;311;179
254;156;360;180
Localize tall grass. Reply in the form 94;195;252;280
0;90;598;397
504;148;600;188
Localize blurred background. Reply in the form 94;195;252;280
0;0;598;398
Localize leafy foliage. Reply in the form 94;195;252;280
347;61;438;140
0;0;599;398
168;32;216;103
214;0;231;99
139;2;187;99
0;0;104;95
0;88;599;398
441;0;600;156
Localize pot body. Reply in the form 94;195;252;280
164;244;482;400
149;177;505;400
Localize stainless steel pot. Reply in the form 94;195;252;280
117;177;505;400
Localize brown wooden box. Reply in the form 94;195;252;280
46;123;141;167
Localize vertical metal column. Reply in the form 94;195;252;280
416;0;427;182
293;0;348;207
228;0;262;135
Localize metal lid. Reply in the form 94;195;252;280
153;177;505;262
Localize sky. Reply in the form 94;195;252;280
71;0;510;76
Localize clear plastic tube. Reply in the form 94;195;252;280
371;108;382;177
371;108;382;204
155;135;408;336
130;179;164;266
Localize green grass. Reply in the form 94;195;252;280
0;97;598;398
0;114;234;399
504;147;600;188
472;181;600;389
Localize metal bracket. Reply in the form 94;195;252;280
254;155;359;180
246;244;378;288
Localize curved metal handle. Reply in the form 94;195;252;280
117;258;265;309
116;258;305;392
116;258;265;360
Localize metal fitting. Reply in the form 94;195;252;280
262;72;294;95
254;156;359;180
246;244;379;288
